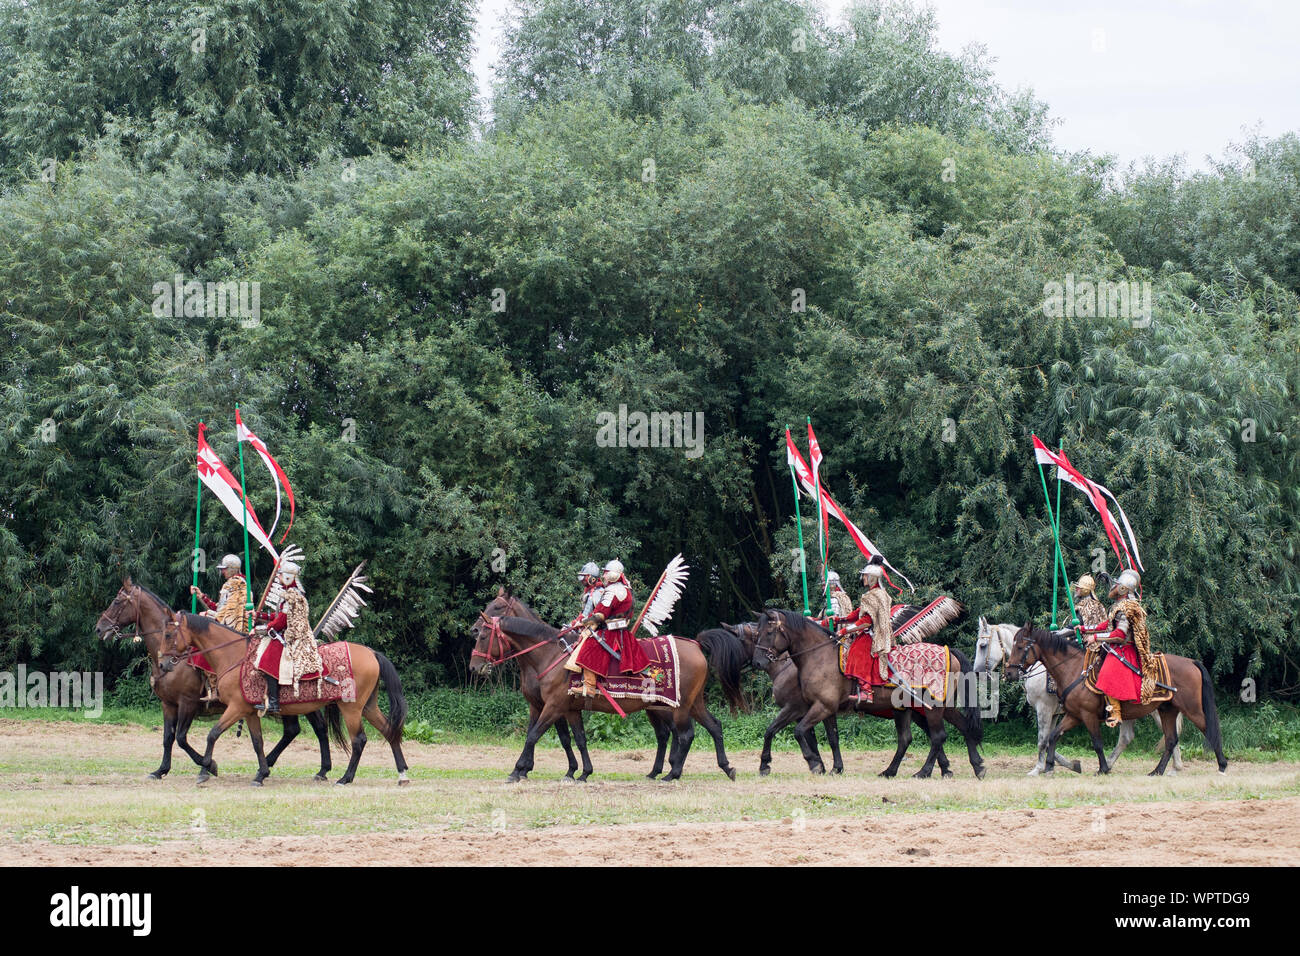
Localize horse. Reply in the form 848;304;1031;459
1006;623;1226;775
974;616;1182;774
472;590;747;781
161;608;410;786
95;578;335;780
718;620;950;777
468;609;742;782
752;609;985;778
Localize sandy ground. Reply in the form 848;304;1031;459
3;719;1298;866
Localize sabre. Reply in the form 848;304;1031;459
1098;641;1176;692
884;655;932;709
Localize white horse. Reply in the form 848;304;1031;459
973;617;1182;775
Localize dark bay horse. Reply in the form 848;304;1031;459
95;579;334;780
162;610;409;786
473;590;748;781
469;608;743;782
718;620;949;777
753;609;985;778
1007;623;1227;775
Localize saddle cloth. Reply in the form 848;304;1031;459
1084;646;1173;707
568;635;681;707
239;641;357;706
838;640;950;703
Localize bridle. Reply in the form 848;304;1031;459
1004;628;1038;681
470;601;553;673
160;614;257;683
753;614;836;664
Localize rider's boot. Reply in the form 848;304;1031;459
1104;695;1122;728
582;669;598;698
258;679;281;715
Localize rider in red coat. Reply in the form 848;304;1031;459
572;560;652;696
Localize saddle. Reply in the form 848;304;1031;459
1083;645;1174;708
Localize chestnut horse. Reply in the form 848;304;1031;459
162;609;409;786
95;579;335;780
472;590;746;781
469;607;742;782
752;610;985;778
1007;623;1226;775
719;620;948;777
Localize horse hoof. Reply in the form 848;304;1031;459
726;767;738;781
831;767;843;776
759;766;771;777
878;770;896;778
147;771;164;780
1070;762;1082;773
811;765;825;775
196;773;210;785
1026;768;1040;776
972;767;984;781
506;773;524;784
313;774;329;782
912;770;932;779
397;776;411;787
645;771;660;780
335;778;353;786
945;769;958;779
251;779;263;787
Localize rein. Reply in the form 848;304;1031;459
755;618;838;663
471;612;550;668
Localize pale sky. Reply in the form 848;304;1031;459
469;0;1300;171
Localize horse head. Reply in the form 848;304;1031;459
752;609;791;668
1005;622;1039;680
95;577;139;641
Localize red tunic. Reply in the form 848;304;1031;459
1095;638;1142;701
574;582;652;677
837;604;888;687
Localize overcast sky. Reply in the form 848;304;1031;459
469;0;1300;171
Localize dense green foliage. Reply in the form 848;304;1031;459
1;0;1296;703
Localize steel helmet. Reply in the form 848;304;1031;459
578;561;600;580
218;554;241;572
826;571;842;588
1114;568;1141;595
278;559;301;585
1073;574;1096;596
603;559;624;576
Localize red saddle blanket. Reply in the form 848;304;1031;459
568;635;681;707
882;643;951;704
239;641;357;706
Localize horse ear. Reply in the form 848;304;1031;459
123;575;132;588
496;585;506;598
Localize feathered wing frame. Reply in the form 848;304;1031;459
635;553;689;637
313;562;373;640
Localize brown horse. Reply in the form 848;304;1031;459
161;609;409;786
94;579;335;780
1007;623;1227;775
468;607;742;782
472;590;746;781
719;620;948;777
753;610;985;778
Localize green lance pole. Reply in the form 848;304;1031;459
809;417;832;616
235;405;253;632
1035;455;1080;634
192;421;203;613
1055;440;1078;627
787;426;810;616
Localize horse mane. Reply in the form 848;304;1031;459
180;611;248;640
499;616;558;642
135;585;174;611
772;608;830;637
1030;625;1082;656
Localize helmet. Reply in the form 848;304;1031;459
1073;574;1096;596
859;556;884;580
218;554;241;572
826;571;841;588
603;559;624;576
578;561;600;580
278;559;301;585
1113;568;1141;596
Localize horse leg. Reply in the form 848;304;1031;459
1149;707;1179;776
1029;692;1054;775
568;713;594;782
196;706;246;783
823;716;844;775
760;703;801;776
662;712;696;782
690;698;736;781
508;705;561;783
554;713;579;781
264;715;300;769
361;698;410;785
1045;711;1080;774
1173;712;1184;771
304;709;332;781
647;710;671;779
792;703;836;774
1080;710;1110;774
913;710;946;779
150;701;178;779
879;711;913;778
247;713;271;786
173;697;213;774
1108;718;1136;771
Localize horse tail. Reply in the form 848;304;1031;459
949;646;984;746
1195;661;1223;760
325;702;350;755
695;628;748;715
373;651;408;747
